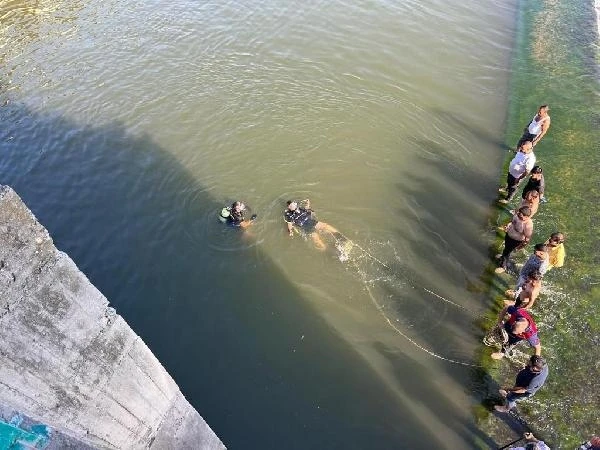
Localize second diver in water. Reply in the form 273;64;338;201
284;199;348;254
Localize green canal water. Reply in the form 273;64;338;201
0;0;596;448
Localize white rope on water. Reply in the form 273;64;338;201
422;287;471;311
336;233;475;313
357;264;481;368
337;237;483;368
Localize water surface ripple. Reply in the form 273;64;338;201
1;0;517;448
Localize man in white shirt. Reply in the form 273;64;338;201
500;141;536;204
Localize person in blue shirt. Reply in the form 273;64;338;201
495;355;549;412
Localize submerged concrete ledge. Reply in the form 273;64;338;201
0;186;225;449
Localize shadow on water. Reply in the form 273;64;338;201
0;101;509;449
387;143;539;447
373;342;499;449
428;108;508;152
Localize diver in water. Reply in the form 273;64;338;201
284;199;342;250
219;201;257;229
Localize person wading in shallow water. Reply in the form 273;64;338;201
517;189;541;218
284;199;341;250
495;355;548;413
521;165;545;202
516;243;549;287
496;206;534;274
505;270;542;311
516;105;551;149
500;141;536;204
545;232;566;270
579;436;600;450
491;305;542;360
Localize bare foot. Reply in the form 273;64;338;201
311;233;326;250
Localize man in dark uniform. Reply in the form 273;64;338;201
223;201;257;229
284;199;341;250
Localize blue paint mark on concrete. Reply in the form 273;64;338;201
0;415;51;449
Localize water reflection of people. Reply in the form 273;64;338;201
284;199;340;250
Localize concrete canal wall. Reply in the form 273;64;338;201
0;186;225;449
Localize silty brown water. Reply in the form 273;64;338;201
1;0;518;448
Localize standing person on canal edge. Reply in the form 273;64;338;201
521;165;546;203
516;105;551;149
495;355;548;413
284;199;342;250
545;232;566;270
505;270;542;311
516;244;549;287
491;305;542;360
500;141;536;204
496;206;534;274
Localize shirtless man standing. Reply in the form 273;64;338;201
496;206;534;274
505;271;542;311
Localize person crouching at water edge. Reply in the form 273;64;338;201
284;199;340;250
499;141;536;204
220;201;257;229
491;305;541;360
495;355;548;413
496;206;534;274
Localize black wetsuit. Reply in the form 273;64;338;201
284;207;318;232
227;206;245;226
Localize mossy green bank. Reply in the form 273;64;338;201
477;0;600;448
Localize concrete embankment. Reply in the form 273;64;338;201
0;185;225;449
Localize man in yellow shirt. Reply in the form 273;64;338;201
545;232;565;269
